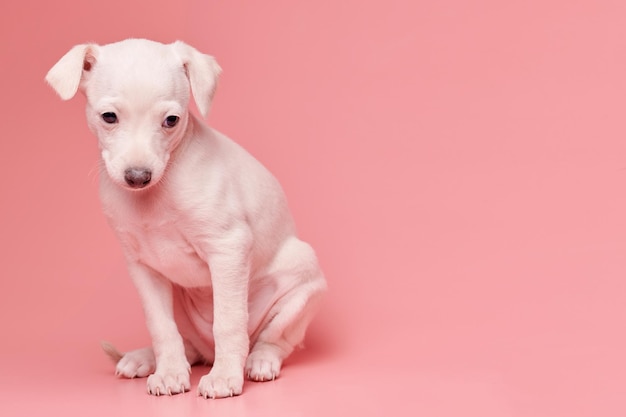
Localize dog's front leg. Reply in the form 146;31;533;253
197;231;251;399
128;261;191;395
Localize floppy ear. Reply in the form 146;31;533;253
45;44;98;100
172;41;222;118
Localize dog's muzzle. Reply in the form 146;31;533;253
124;167;152;189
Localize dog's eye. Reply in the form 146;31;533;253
102;112;118;124
163;115;180;128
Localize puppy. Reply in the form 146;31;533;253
46;38;327;399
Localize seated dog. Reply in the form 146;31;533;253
46;38;327;399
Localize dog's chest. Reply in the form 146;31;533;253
101;183;215;287
119;219;212;288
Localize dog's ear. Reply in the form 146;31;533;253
172;41;222;118
46;44;99;100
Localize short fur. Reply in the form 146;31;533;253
46;38;327;399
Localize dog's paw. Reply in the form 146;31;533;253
245;345;283;382
147;370;190;396
114;347;156;379
197;369;244;399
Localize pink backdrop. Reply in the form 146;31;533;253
2;1;626;416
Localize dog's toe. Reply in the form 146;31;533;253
147;371;190;396
197;370;243;399
245;347;282;382
115;347;156;379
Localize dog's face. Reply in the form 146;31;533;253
46;39;221;191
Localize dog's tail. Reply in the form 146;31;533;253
100;341;124;363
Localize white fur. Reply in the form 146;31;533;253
46;38;326;399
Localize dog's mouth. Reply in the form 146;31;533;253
101;152;168;192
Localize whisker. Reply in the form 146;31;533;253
87;160;103;186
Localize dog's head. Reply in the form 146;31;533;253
46;39;221;191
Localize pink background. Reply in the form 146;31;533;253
2;1;626;416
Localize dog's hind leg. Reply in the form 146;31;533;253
102;341;201;379
245;239;326;382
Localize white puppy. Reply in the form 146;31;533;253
46;38;327;399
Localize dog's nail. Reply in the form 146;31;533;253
156;387;160;396
168;388;172;396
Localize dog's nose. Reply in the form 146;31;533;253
124;168;152;188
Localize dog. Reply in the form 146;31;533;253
46;38;327;399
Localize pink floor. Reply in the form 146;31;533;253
2;1;626;416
